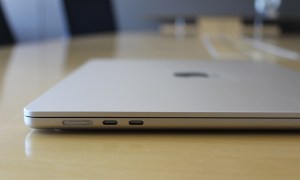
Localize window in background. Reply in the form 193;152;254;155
1;0;68;42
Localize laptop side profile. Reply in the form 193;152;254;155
24;59;300;129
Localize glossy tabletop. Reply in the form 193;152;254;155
1;32;300;179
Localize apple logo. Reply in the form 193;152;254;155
174;72;210;78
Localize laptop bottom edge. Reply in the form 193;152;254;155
25;117;300;129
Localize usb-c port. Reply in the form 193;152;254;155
103;120;118;125
129;120;144;125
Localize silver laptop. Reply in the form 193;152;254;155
24;59;300;129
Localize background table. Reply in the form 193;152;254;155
1;32;300;179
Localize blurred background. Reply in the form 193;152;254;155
0;0;300;44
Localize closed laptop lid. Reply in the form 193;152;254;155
24;59;300;118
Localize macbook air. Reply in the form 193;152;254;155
24;59;300;129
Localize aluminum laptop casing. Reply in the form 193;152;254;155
24;59;300;129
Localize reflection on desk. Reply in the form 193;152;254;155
24;129;300;179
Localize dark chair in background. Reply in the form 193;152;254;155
0;2;14;45
63;0;116;36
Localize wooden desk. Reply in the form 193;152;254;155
1;32;300;179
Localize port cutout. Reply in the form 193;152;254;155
129;120;144;125
63;120;93;126
103;120;118;125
